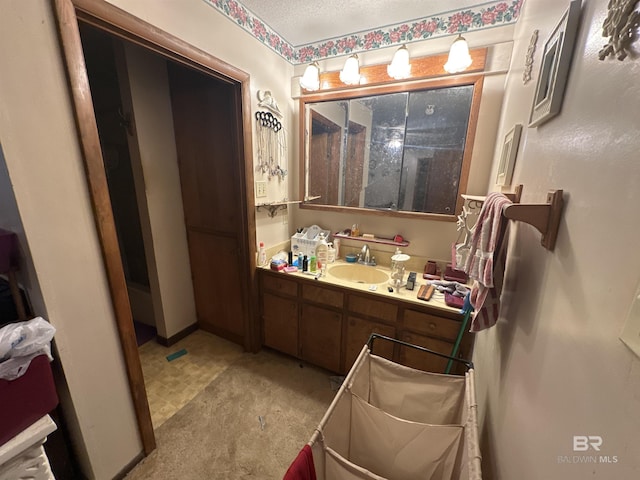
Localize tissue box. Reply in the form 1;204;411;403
0;355;58;447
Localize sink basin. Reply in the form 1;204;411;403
328;264;389;284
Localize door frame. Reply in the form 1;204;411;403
52;0;258;455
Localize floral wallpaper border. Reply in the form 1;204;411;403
202;0;523;64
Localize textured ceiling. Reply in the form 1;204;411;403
239;0;483;46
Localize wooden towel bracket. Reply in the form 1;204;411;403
502;188;564;251
461;184;564;251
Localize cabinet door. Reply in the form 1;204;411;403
344;316;395;373
262;293;298;357
398;331;458;374
300;304;342;373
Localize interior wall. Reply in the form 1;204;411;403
472;0;640;478
122;42;198;339
1;0;295;477
0;1;142;478
104;0;296;252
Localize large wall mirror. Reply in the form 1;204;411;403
300;75;484;220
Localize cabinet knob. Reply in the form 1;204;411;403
428;322;436;330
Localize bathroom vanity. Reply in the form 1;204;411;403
258;262;474;375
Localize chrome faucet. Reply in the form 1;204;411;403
358;243;376;266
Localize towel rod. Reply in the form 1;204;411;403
502;189;564;250
461;185;564;250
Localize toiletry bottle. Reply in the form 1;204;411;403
334;238;340;259
258;242;267;266
327;243;336;263
316;233;329;269
309;255;317;273
302;255;308;272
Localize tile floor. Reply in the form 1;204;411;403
138;329;245;428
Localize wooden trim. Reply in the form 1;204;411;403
156;323;198;347
299;74;485;220
53;0;258;457
52;0;156;455
113;452;145;480
300;202;457;222
303;48;487;93
454;75;484;216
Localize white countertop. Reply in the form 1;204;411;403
261;260;465;316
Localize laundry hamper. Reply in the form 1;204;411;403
285;334;481;480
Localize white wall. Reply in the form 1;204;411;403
0;2;141;477
472;0;640;478
122;43;198;339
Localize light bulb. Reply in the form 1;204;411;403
339;55;360;85
299;62;320;91
444;35;472;73
387;45;411;79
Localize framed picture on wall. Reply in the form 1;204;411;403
496;124;522;186
529;0;581;127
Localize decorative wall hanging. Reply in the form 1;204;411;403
257;90;282;117
598;0;640;60
522;29;539;84
496;124;522;187
529;0;581;127
255;111;287;181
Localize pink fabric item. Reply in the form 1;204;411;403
463;192;512;331
283;444;317;480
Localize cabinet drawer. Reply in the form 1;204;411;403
348;295;397;323
403;309;463;341
398;332;456;374
302;284;343;309
262;273;297;297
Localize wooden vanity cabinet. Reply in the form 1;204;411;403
300;304;342;372
260;274;299;357
344;316;395;372
258;269;473;376
262;292;298;357
399;308;473;375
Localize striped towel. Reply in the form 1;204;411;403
463;192;512;331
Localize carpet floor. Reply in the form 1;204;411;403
125;348;337;479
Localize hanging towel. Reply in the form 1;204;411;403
463;192;512;331
283;444;317;480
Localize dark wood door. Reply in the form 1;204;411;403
168;64;247;343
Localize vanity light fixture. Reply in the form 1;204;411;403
299;61;320;91
444;34;472;73
340;54;361;85
387;45;411;79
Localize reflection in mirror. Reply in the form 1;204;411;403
303;76;483;218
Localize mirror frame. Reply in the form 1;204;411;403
299;74;485;222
